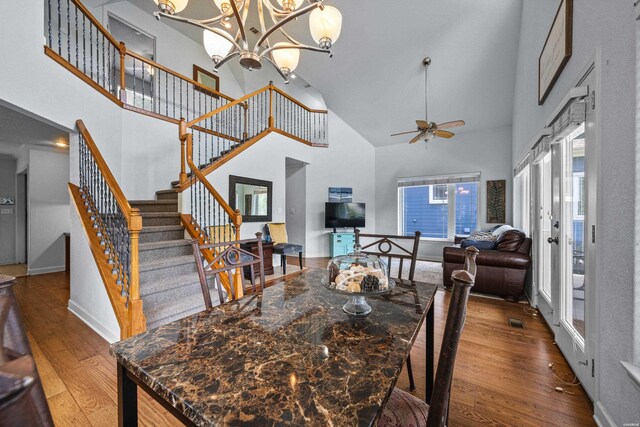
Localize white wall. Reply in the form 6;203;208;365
512;1;640;424
192;110;376;258
375;126;513;261
27;150;70;275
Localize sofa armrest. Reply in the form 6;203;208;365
454;235;469;245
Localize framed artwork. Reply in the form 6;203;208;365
538;0;573;105
193;65;220;98
0;198;15;205
328;187;353;203
486;180;506;224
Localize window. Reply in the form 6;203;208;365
429;184;448;204
398;174;479;240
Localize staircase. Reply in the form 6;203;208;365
132;190;219;330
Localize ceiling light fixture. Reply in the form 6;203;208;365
55;141;69;147
153;0;342;83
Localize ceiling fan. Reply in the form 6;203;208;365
391;57;465;144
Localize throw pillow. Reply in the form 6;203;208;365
491;224;514;238
461;239;496;250
267;223;288;244
468;231;495;242
495;230;526;251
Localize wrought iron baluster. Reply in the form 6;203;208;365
57;0;61;54
82;15;86;74
66;0;70;61
48;0;52;47
133;58;136;107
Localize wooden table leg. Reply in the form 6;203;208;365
118;362;138;427
425;302;434;404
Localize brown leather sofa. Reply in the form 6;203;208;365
442;230;532;300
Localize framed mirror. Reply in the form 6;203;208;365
229;175;272;222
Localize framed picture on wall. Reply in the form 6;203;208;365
193;65;220;98
486;180;506;224
538;0;573;105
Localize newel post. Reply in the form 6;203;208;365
126;209;145;338
233;208;244;298
179;119;188;185
119;42;127;103
268;82;274;128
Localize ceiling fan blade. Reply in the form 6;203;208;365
434;130;455;139
391;130;419;137
416;120;429;130
436;120;465;130
409;133;424;144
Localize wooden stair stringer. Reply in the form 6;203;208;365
69;183;144;339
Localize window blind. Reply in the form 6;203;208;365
513;152;531;177
549;101;586;143
397;172;480;188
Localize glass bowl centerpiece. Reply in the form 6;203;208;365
322;244;395;316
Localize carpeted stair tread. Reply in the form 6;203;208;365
139;255;195;272
140;225;184;233
139;272;201;297
145;292;215;330
139;239;192;251
155;189;179;200
130;199;177;205
140;212;180;218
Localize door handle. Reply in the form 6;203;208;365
547;236;559;245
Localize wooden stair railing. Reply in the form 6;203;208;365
69;120;145;339
44;0;237;130
178;83;328;297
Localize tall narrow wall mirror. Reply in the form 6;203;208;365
229;175;272;222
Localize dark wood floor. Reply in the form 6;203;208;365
12;259;594;426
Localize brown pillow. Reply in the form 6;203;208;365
495;230;526;252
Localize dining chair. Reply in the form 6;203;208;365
355;229;421;390
378;246;478;427
192;232;266;307
266;222;303;275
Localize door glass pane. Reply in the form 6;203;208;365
565;124;586;339
539;154;552;302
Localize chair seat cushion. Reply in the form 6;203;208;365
378;387;429;427
273;243;303;254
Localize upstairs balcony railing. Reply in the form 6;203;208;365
45;0;235;125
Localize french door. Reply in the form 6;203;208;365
536;68;597;399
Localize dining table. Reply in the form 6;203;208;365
111;268;438;426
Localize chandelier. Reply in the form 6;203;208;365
153;0;342;83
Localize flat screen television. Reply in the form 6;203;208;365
325;202;366;230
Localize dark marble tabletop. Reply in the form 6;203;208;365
111;269;438;427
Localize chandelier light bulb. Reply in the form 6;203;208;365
203;30;233;64
271;43;300;77
309;6;342;49
277;0;301;12
214;0;240;13
153;0;189;15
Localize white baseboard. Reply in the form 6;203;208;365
28;265;66;275
594;401;615;427
68;299;120;343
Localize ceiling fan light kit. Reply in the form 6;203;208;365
153;0;342;83
391;57;465;144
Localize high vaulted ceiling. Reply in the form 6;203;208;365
123;0;523;146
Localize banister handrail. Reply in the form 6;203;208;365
183;132;241;225
271;86;328;114
68;0;120;47
76;120;142;231
124;50;234;102
186;86;267;129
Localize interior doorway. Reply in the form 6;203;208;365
16;171;28;265
285;158;307;252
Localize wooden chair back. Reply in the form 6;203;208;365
427;246;478;427
355;229;421;281
192;233;266;307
